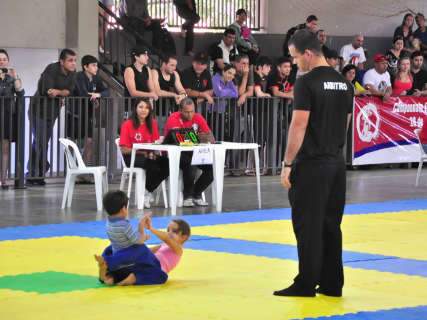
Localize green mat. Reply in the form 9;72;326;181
0;271;104;294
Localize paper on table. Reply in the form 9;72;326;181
191;146;213;165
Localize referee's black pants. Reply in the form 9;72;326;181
288;158;346;293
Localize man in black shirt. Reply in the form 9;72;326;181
268;57;295;99
317;29;329;55
409;51;427;96
274;30;353;297
27;49;77;185
253;56;272;97
282;15;318;57
180;52;214;105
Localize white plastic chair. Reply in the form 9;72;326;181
115;138;168;209
59;138;108;211
414;129;427;186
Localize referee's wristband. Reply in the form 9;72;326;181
282;161;293;168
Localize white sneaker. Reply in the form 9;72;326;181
144;192;152;208
183;198;195;207
149;192;155;203
193;198;209;207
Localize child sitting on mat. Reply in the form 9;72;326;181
103;190;150;254
95;192;191;286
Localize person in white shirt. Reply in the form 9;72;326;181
340;35;366;70
363;53;392;100
209;28;239;75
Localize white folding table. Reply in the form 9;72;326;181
127;142;261;215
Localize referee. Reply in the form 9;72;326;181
274;30;353;297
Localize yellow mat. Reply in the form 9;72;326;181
191;210;427;260
1;237;427;320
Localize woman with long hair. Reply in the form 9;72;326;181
393;13;414;50
119;98;169;208
0;49;24;189
385;36;406;78
392;57;413;96
341;64;365;96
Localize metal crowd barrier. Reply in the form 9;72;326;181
0;96;291;186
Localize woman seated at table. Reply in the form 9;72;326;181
120;98;169;208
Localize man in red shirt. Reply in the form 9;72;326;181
164;98;214;207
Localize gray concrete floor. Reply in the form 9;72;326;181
1;168;426;228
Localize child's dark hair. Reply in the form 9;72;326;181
103;190;128;216
172;219;191;238
222;63;236;74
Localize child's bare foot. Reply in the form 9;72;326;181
117;273;136;286
94;254;110;283
104;276;114;285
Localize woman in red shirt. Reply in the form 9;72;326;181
392;56;413;96
120;98;169;208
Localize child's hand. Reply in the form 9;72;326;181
145;216;153;230
139;213;152;229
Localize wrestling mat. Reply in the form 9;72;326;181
1;199;427;320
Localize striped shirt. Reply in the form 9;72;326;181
106;217;140;253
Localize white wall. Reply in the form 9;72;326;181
0;0;66;48
266;0;427;36
0;0;97;56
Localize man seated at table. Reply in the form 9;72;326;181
163;98;215;207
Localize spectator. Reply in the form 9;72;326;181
253;56;272;175
212;64;238;100
119;98;169;208
392;57;413;96
342;64;365;96
414;13;427;52
385;36;407;79
152;54;187;105
363;53;392;100
233;54;254;106
268;57;294;100
209;28;239;75
228;9;259;64
27;49;77;185
119;0;164;51
0;49;24;189
283;15;318;57
317;29;329;55
409;51;427;96
211;64;238;136
99;0;115;54
69;55;109;182
394;13;414;50
173;0;200;56
180;52;214;105
163;98;214;207
324;48;340;71
253;56;272;97
340;35;366;70
124;46;157;101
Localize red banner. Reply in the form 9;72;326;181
353;96;427;165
